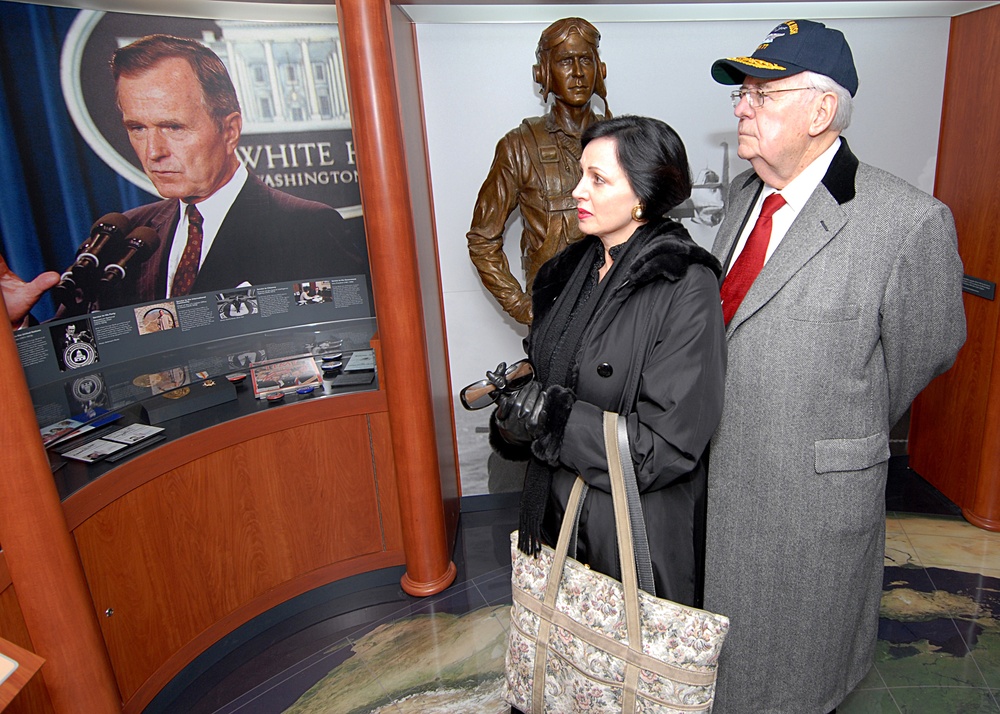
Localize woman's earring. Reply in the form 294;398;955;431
631;205;644;221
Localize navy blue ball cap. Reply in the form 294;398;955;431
711;20;858;97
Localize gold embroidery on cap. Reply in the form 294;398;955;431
727;56;789;71
786;21;798;34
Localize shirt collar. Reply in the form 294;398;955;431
181;160;248;228
767;137;841;213
545;109;595;139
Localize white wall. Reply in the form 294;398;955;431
415;17;950;494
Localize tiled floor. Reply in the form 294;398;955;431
870;513;1000;712
149;459;1000;713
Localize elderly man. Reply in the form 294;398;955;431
703;20;966;714
467;17;609;324
2;34;368;324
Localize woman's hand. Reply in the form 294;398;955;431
494;380;548;445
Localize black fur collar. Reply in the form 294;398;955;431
532;221;721;326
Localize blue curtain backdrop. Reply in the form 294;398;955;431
0;3;152;322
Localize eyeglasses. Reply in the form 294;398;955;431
459;359;535;410
730;86;816;108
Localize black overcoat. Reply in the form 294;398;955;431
528;223;726;605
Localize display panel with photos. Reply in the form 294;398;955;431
0;1;375;429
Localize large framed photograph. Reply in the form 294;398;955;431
1;1;377;425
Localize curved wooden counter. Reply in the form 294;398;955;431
64;390;404;711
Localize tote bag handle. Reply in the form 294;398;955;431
537;412;679;713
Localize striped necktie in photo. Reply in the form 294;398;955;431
171;203;204;297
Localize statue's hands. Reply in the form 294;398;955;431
0;254;59;327
508;292;533;325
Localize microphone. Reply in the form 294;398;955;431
53;213;133;306
73;213;133;271
100;227;160;285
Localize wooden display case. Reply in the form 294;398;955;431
0;0;459;712
68;388;404;707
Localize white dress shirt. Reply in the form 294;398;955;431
725;138;841;275
166;162;248;298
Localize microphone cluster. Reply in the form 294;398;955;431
54;214;160;309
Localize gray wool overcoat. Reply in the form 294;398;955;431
704;139;966;714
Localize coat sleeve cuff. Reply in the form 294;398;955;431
488;409;533;461
530;385;576;467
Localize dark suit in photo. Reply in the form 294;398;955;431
99;173;369;308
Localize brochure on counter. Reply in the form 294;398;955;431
40;408;121;448
59;423;165;463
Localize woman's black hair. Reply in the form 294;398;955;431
581;115;692;219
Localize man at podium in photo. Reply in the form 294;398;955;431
1;34;369;325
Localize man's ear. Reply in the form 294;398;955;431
809;92;837;136
223;112;242;151
600;61;607;80
533;63;543;85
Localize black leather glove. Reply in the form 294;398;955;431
494;379;547;446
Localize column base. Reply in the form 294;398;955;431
962;507;1000;532
401;561;458;597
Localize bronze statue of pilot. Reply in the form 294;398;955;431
467;18;610;325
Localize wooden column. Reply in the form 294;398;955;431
0;294;120;711
336;0;456;595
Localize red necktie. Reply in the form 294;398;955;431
171;203;204;297
720;192;785;325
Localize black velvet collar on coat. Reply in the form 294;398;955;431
531;220;722;328
737;136;860;206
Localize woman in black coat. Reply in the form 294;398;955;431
492;115;726;606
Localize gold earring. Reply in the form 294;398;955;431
631;205;644;221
